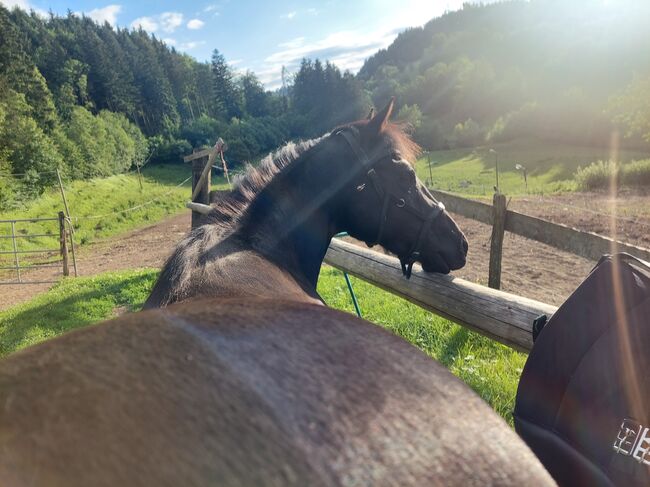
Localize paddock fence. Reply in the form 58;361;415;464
0;212;75;285
428;189;650;289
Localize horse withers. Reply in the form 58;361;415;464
0;100;554;486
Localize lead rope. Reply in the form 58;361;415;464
334;232;362;318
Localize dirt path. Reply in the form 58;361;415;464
1;212;190;311
3;190;649;312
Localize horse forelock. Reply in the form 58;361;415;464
342;119;421;166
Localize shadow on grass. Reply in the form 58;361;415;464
438;326;471;367
0;272;155;358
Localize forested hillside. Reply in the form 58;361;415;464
0;6;366;210
3;0;650;210
360;0;650;151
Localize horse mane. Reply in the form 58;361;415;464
204;121;420;229
203;137;323;229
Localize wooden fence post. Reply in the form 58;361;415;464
488;192;507;289
191;156;211;229
58;211;69;277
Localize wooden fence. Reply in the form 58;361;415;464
184;139;226;228
325;239;557;352
430;189;650;288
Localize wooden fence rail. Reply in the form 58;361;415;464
324;239;558;352
430;189;650;264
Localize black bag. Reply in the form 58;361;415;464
514;254;650;487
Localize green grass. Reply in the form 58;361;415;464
0;165;229;259
418;138;650;196
0;265;525;424
0;269;157;357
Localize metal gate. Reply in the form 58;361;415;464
0;212;75;285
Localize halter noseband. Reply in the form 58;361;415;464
335;126;446;279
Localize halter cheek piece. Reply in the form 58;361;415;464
334;127;446;279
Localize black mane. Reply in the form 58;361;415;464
203;136;324;230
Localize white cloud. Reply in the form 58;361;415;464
1;0;48;17
85;4;122;26
0;0;30;9
130;11;183;33
202;4;220;17
260;29;397;88
160;12;183;32
162;38;177;46
187;18;205;30
131;16;158;32
278;37;305;49
281;11;297;20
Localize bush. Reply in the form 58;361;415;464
450;118;485;148
575;159;650;190
621;159;650;187
575;160;619;190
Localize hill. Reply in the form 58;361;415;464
359;0;650;152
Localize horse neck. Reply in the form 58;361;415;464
236;156;339;293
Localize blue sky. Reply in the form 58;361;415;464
2;0;480;88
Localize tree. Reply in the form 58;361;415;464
397;104;423;131
211;49;242;120
240;71;269;118
609;75;650;142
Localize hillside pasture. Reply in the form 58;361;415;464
417;139;650;196
0;165;228;265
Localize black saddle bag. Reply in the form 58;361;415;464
514;253;650;487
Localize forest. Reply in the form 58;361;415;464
2;0;650;210
0;5;366;209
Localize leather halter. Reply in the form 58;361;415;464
335;126;446;279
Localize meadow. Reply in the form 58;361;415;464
0;165;228;256
0;265;525;424
417;138;650;196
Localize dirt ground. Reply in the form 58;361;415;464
2;190;649;311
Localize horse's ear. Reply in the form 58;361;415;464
368;97;394;134
366;108;374;120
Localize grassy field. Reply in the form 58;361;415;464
0;165;229;257
0;265;525;424
418;138;650;196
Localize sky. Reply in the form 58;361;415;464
1;0;485;88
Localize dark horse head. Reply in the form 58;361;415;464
328;98;468;276
144;98;468;309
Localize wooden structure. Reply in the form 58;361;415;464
183;139;225;229
430;189;650;288
488;192;507;289
325;239;557;352
0;214;74;285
